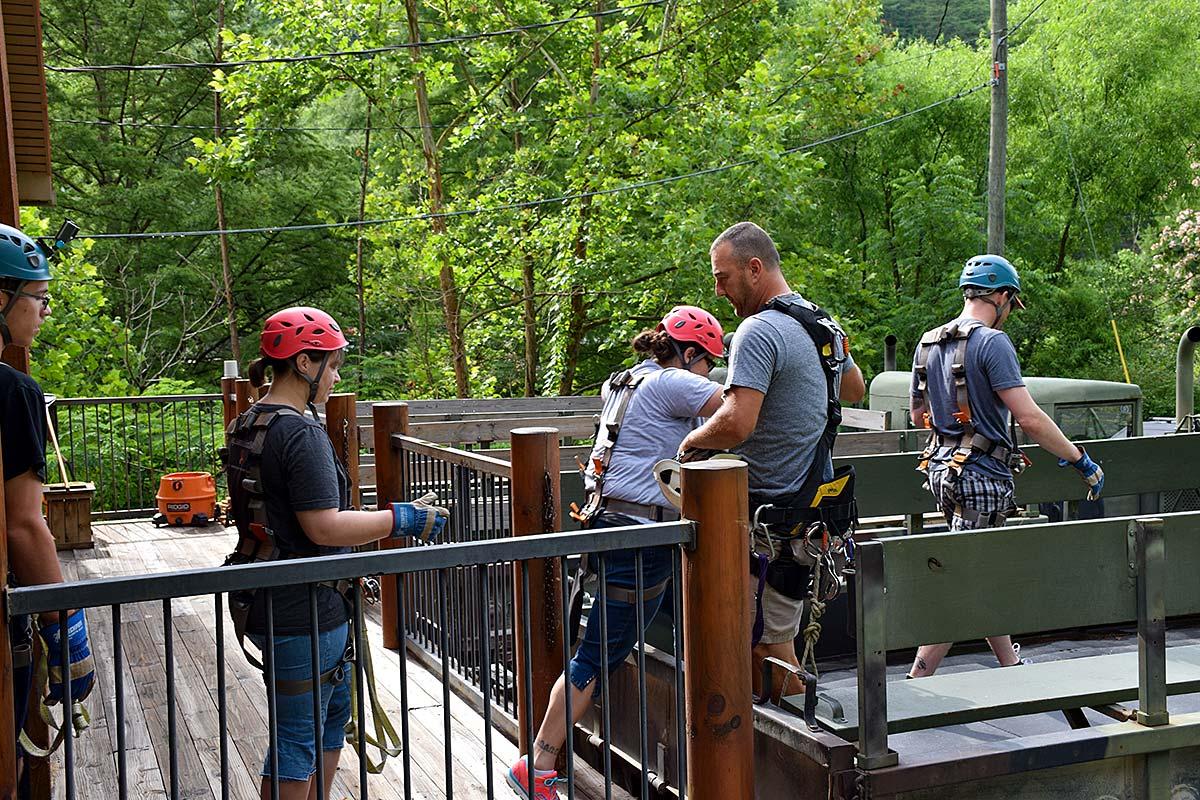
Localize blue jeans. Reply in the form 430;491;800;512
568;515;674;695
249;624;352;782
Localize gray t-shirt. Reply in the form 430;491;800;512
593;360;720;508
909;317;1025;480
726;294;833;501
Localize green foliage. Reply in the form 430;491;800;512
23;210;134;397
38;0;1200;419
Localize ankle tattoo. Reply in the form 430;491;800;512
535;738;561;757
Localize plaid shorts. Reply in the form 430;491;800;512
926;463;1015;531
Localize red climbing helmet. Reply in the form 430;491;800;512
658;305;725;359
260;307;348;360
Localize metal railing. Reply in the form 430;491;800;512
8;523;694;800
50;394;225;516
394;435;520;721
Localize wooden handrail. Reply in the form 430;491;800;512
391;434;513;478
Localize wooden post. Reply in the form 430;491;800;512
510;428;563;758
680;459;753;800
324;393;360;509
220;376;238;432
0;436;17;799
234;379;252;417
374;403;408;650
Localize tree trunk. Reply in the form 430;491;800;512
213;0;240;362
882;171;901;293
356;99;373;379
507;81;538;397
557;0;605;396
1055;191;1078;274
405;0;469;397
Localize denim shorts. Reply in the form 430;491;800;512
248;623;352;782
568;515;674;695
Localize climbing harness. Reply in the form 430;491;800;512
566;364;676;646
569;364;656;526
221;404;403;772
746;296;859;650
912;318;1031;478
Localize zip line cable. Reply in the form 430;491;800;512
83;80;990;241
50;45;959;135
46;0;669;73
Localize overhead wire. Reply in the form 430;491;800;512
83;80;991;241
46;0;669;73
50;32;969;137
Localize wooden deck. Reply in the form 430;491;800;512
48;520;630;800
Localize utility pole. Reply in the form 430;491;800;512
987;0;1008;255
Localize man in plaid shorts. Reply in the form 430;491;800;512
906;255;1105;678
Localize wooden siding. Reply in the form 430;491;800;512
2;0;53;205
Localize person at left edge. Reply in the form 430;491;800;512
0;222;95;796
225;306;449;800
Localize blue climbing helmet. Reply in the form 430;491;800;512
0;223;51;282
958;254;1025;309
0;221;78;345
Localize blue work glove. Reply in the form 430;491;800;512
41;609;95;704
390;492;449;542
1059;446;1105;501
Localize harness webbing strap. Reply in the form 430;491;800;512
604;578;670;606
574;366;653;524
344;601;403;774
915;319;1017;474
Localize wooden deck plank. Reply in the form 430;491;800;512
59;539;167;800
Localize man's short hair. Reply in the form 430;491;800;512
710;222;781;271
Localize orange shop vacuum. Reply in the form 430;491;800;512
153;471;218;527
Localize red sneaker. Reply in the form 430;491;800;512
506;757;564;800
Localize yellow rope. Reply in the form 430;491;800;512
1111;319;1132;385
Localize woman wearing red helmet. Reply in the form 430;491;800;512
227;306;448;799
508;305;725;800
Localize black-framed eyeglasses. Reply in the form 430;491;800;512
704;356;718;371
16;291;50;310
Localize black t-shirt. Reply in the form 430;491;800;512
0;363;47;483
242;404;352;636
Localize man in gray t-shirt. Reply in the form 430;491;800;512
906;254;1106;678
680;222;862;698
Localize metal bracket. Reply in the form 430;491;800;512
755;656;819;732
680;520;698;553
854;750;899;770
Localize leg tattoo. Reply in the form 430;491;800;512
534;738;561;757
